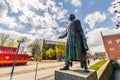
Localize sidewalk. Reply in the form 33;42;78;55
0;61;64;77
0;59;100;77
0;59;100;80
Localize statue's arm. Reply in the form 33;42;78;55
58;30;67;39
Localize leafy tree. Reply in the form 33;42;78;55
27;39;43;60
46;48;55;59
54;42;65;60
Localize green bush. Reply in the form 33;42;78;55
89;60;107;70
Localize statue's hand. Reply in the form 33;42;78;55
58;36;62;39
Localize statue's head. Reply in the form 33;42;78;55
69;14;75;20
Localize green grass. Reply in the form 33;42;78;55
89;60;107;70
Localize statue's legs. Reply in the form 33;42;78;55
60;51;71;70
83;60;88;70
80;52;89;72
60;60;70;70
82;60;89;72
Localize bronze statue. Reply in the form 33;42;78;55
58;14;89;72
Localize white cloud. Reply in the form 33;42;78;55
86;27;120;54
30;12;59;30
0;30;21;41
84;11;106;29
15;0;67;26
85;28;90;33
0;1;23;29
30;26;58;40
7;0;67;28
71;0;82;7
108;0;120;22
1;0;68;40
74;9;78;13
57;27;66;33
0;0;7;17
0;29;40;42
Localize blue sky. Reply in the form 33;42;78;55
0;0;120;53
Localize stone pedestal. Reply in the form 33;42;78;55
55;68;98;80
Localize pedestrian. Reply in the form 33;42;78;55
87;59;90;65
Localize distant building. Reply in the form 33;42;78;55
45;40;65;49
94;52;106;60
45;40;58;49
101;33;120;59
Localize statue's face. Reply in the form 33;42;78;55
69;14;75;20
69;14;75;21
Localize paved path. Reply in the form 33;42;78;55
0;61;64;77
0;59;100;80
0;67;59;80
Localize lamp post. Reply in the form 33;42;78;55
10;38;25;80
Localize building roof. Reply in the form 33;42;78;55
103;33;120;38
45;40;64;45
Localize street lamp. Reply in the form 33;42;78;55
10;38;25;80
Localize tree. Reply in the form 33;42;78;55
0;33;10;46
46;48;55;59
54;42;65;61
27;39;43;60
4;38;17;47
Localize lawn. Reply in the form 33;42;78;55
89;60;107;70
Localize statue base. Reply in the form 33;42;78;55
55;68;98;80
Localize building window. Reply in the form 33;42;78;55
108;40;112;45
110;48;114;52
116;39;120;43
119;48;120;51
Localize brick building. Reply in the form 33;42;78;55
101;32;120;59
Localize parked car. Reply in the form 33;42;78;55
28;56;33;61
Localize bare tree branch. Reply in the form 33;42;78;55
0;33;10;46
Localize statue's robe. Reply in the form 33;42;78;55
59;19;88;68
